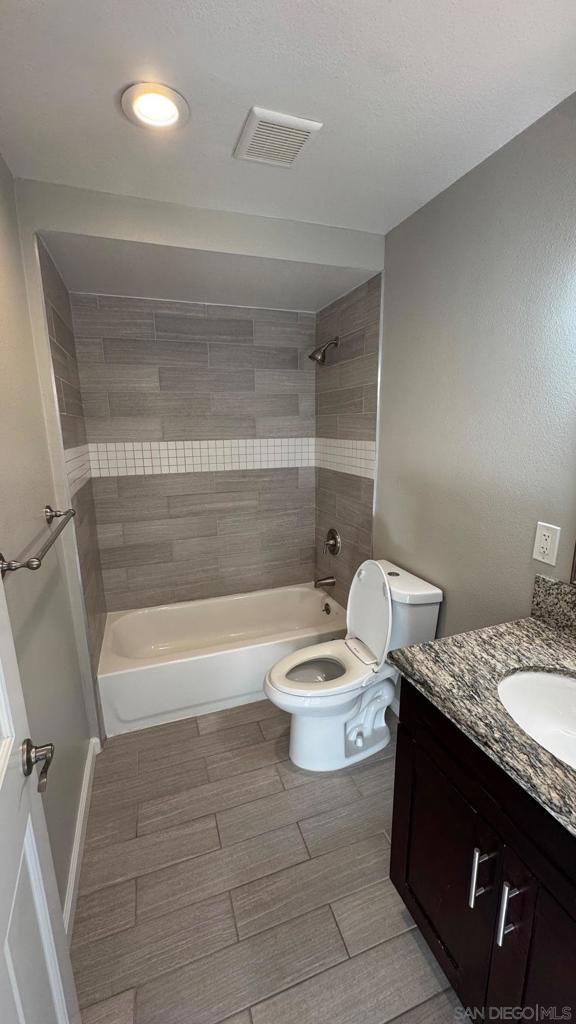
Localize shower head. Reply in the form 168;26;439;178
308;337;339;365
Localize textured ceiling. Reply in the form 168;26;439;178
41;233;374;311
2;1;576;232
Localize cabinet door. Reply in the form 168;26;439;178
391;727;501;1009
522;887;576;1014
485;846;537;1010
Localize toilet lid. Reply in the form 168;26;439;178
347;560;392;668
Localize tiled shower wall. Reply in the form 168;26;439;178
71;295;318;610
314;275;381;606
38;243;106;671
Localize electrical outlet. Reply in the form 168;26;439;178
532;522;561;566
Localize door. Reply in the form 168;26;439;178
0;581;79;1024
485;846;537;1010
391;727;501;1009
522;887;576;1014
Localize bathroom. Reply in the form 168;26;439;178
1;4;576;1023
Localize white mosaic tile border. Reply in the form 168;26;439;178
89;438;316;476
63;444;91;496
64;437;376;488
316;438;376;479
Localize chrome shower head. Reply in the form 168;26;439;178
308;337;339;365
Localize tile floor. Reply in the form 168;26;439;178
73;701;460;1024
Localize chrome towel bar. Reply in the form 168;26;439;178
0;505;76;577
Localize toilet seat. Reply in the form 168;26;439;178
267;639;373;697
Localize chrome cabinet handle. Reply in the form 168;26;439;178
21;738;55;793
468;847;497;909
496;881;520;946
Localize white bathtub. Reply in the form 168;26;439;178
98;583;346;736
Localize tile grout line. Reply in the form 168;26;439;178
327;902;352;960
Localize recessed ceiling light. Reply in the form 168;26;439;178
121;83;189;128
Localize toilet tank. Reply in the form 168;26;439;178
375;559;443;651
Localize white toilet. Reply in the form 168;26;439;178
264;559;443;771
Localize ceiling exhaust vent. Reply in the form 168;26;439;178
233;107;323;167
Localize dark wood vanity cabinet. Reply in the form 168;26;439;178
390;682;576;1015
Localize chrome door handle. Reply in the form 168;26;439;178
468;847;497;909
496;881;521;946
21;739;55;793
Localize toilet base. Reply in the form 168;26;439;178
288;679;395;772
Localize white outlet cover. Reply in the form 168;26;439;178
532;522;561;566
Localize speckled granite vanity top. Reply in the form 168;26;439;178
387;575;576;837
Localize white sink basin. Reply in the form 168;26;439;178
498;671;576;770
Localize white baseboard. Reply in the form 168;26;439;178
63;736;100;938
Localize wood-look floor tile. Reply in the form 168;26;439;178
89;758;209;812
259;717;290;740
73;893;236;1008
351;755;396;800
138;765;283;836
276;744;394;790
80;816;219;895
104;715;199;754
136;906;347;1024
388;990;463;1023
250;929;449;1024
232;834;390;938
137;722;264;775
85;801;138;850
217;775;359;847
73;881;136;947
299;791;393;858
93;749;138;788
206;736;289;781
137;824;308;922
331;878;415;955
197;699;288;735
81;990;135;1024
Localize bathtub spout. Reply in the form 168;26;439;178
315;576;336;588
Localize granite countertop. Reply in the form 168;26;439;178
387;575;576;837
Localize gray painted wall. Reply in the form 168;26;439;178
0;152;90;899
374;95;576;637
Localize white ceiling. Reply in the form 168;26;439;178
42;232;375;311
2;1;576;233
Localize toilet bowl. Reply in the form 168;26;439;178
264;559;443;772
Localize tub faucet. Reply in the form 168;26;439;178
315;576;336;589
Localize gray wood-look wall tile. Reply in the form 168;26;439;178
313;276;380;601
73;893;236;1008
216;775;359;847
231;833;390;938
331;877;415;955
137;824;308;921
250;928;449;1024
39;245;106;673
102;339;208;365
155;314;254;343
136;906;346;1024
70;291;321;609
